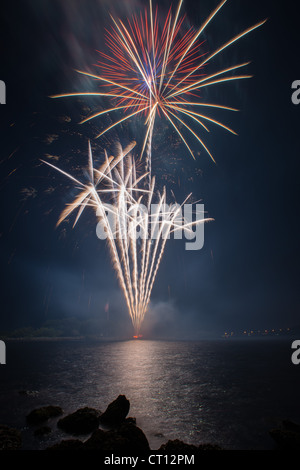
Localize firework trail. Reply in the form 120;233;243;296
43;142;211;335
52;0;265;177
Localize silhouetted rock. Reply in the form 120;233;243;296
26;406;63;425
270;428;300;450
84;429;128;452
0;425;22;450
47;439;84;450
118;421;150;452
158;439;222;454
99;395;130;426
124;417;136;425
34;426;51;437
281;419;300;434
8;396;229;451
57;407;101;435
158;439;198;455
269;419;300;450
83;422;150;453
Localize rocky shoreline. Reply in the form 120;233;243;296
0;395;300;451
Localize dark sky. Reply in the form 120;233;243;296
0;0;299;338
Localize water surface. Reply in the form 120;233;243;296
0;338;299;450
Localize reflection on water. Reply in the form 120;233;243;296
0;339;300;450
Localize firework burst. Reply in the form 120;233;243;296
43;142;211;335
52;0;265;173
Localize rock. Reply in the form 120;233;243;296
281;419;300;434
117;422;150;453
158;439;222;454
99;395;130;426
269;428;300;450
0;425;22;450
34;426;51;437
269;420;300;450
84;429;129;452
158;439;198;455
47;439;84;450
124;417;136;425
26;406;63;425
83;422;150;453
57;407;101;435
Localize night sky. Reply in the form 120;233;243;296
0;0;299;338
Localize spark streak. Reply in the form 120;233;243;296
43;143;211;335
52;0;265;171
